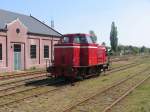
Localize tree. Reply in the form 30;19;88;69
110;22;118;53
140;46;146;53
89;30;97;43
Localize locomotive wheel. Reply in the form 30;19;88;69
96;66;102;76
88;68;93;75
80;72;86;80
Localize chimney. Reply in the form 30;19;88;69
51;20;54;29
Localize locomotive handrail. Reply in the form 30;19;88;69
46;59;52;76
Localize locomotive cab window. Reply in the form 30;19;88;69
44;45;49;58
80;36;87;43
73;35;91;44
30;45;36;59
0;44;2;60
73;36;80;43
63;37;70;43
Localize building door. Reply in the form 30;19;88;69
14;44;21;70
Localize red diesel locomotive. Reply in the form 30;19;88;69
47;33;110;79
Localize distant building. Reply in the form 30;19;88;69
0;9;62;72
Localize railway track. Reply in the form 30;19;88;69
0;61;141;92
102;75;150;112
110;55;138;62
0;61;141;93
0;73;47;94
0;56;145;86
0;70;46;80
106;62;142;74
111;57;129;62
0;61;144;108
62;67;150;112
0;78;66;107
0;70;48;94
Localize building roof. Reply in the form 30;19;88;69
0;9;62;37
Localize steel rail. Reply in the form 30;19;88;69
0;71;46;80
0;80;65;107
0;74;47;93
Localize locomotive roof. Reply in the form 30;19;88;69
64;33;92;37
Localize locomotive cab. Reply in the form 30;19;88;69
54;34;95;77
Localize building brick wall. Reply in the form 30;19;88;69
0;19;60;73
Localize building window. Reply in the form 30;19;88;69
0;44;2;60
30;45;36;59
44;45;49;58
